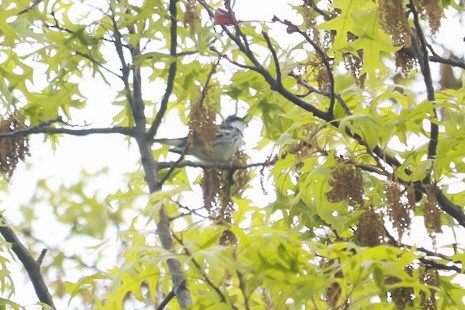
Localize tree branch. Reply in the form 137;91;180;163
419;257;462;273
114;0;192;307
109;4;136;121
273;17;336;119
156;289;175;310
156;160;274;170
0;125;136;139
236;270;250;310
0;116;134;138
157;206;192;307
262;32;282;86
429;55;465;70
172;232;229;305
210;47;328;119
73;50;120;79
158;148;188;187
288;71;351;116
198;0;328;120
409;0;438;160
128;20;147;130
0;216;55;309
435;190;465;226
426;41;465;70
148;0;179;139
385;228;463;273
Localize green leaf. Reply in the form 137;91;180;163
339;114;385;150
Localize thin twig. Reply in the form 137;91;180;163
236;270;250;310
148;0;179;139
36;249;47;265
303;0;331;20
273;17;336;119
18;0;43;15
199;62;219;107
73;50;120;78
171;203;210;221
172;232;229;305
0;216;56;309
156;290;175;310
289;71;351;116
262;32;281;85
22;230;105;273
158;148;189;188
108;4;135;115
210;47;259;71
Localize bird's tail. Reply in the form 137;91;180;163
153;137;187;147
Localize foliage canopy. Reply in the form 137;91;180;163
0;0;465;309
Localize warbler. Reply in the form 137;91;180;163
154;115;245;162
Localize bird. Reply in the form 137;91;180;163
154;115;246;162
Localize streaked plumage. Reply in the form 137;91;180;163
154;116;245;162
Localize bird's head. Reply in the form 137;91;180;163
223;115;246;133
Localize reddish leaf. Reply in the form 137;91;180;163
214;8;237;26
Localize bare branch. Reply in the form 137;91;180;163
210;47;259;71
148;0;179;139
36;249;47;265
289;72;351;116
273;17;336;118
0;124;136;139
385;228;463;273
198;0;329;120
157;160;274;170
158;149;188;187
429;55;465;70
108;4;136;118
214;48;329;119
156;290;175;310
419;257;462;273
128;26;146;128
435;190;465;226
157;206;192;307
199;61;220;107
262;32;282;85
409;1;438;160
18;0;43;15
73;50;120;78
0;216;55;309
303;0;331;20
0;115;126;143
